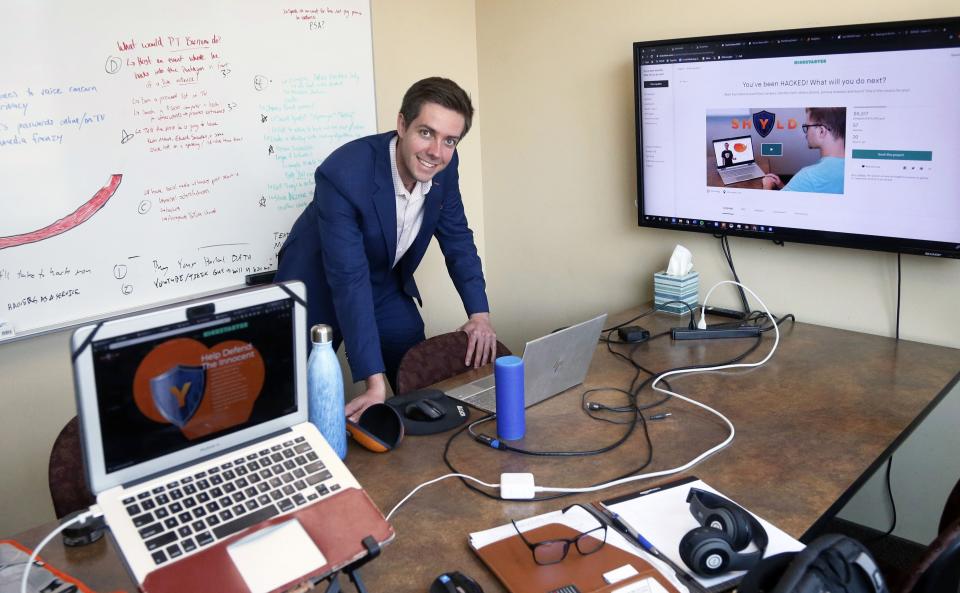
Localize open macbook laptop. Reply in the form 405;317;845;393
72;282;391;593
712;135;766;184
444;313;607;413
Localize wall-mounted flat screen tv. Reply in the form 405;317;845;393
634;17;960;258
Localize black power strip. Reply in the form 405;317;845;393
671;326;761;340
703;306;747;320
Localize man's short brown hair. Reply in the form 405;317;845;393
806;107;846;140
399;77;474;137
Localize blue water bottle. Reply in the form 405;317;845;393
308;324;347;459
495;355;525;440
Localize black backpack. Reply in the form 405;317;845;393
739;534;888;593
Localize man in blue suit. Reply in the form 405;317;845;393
276;77;497;421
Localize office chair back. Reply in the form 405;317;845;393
48;416;96;518
897;475;960;593
396;331;511;394
939;474;960;535
898;518;960;593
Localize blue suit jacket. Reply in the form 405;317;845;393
276;131;489;380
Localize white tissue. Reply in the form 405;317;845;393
665;245;693;276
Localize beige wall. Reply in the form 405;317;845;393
370;0;487;344
475;0;960;352
0;0;483;536
473;0;960;544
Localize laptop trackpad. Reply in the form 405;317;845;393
227;519;326;593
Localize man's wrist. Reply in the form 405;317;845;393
364;373;388;398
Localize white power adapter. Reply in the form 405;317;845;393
499;473;536;499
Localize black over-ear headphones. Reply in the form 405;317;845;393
678;488;769;577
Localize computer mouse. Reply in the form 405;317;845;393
429;571;483;593
60;509;107;547
386;391;469;435
405;398;445;421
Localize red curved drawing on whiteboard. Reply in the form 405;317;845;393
0;174;122;250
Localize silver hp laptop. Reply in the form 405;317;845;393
71;282;381;592
445;314;607;413
712;135;766;184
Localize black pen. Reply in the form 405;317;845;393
597;504;707;593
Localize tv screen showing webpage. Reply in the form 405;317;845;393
634;17;960;258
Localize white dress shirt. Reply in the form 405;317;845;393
389;136;432;268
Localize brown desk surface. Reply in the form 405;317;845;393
13;308;960;593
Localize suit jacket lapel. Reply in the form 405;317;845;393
371;134;397;267
419;179;443;246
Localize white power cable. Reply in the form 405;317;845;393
535;280;779;494
20;509;96;593
386;473;499;521
386;281;780;511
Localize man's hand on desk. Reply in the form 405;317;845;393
345;373;387;423
762;173;784;190
459;312;497;368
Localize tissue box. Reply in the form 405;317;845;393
653;271;699;315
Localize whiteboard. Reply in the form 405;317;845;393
0;0;376;339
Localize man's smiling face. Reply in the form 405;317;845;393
395;102;465;191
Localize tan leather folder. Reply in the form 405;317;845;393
473;522;679;593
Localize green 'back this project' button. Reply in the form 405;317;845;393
761;143;782;156
852;149;933;161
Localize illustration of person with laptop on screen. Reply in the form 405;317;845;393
709;135;768;185
762;107;846;194
721;143;734;166
706;107;846;194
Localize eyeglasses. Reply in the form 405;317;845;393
801;123;830;133
511;504;608;565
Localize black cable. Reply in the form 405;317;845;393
442;406;656;503
870;254;902;539
442;320;664;498
466;328;664;457
717;235;751;314
440;319;775;503
602;306;660;332
602;301;696;334
896;253;902;341
634;333;767;412
871;456;898;541
582;388;639;423
467;412;642;457
603;329;674;396
435;294;793;505
743;311;796;333
713;236;797;332
589;317;789;416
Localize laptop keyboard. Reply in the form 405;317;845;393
722;164;762;183
726;171;760;182
122;436;339;566
472;375;496;390
465;388;497;413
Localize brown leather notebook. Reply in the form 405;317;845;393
472;523;680;593
141;487;393;593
